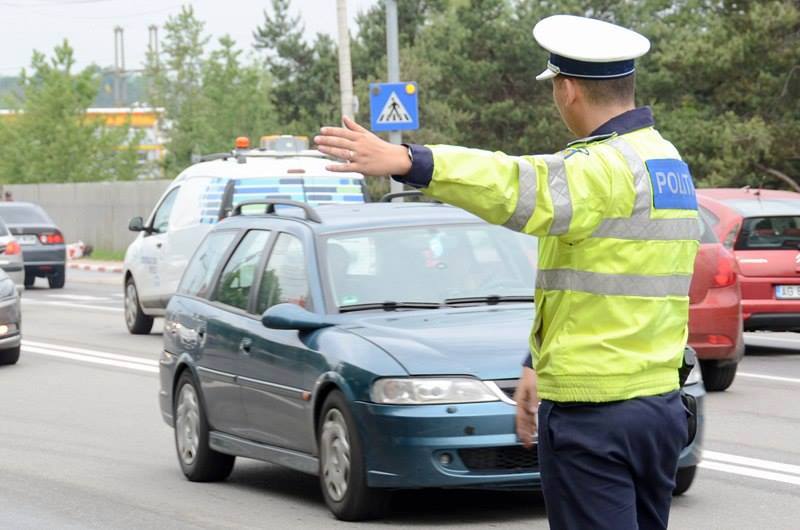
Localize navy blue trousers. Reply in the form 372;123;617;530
537;391;687;530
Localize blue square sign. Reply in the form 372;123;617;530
369;82;419;132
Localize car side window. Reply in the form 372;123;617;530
256;233;310;314
215;230;271;311
178;230;238;298
151;187;180;234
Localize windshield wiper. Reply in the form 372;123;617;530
338;301;442;313
444;295;534;306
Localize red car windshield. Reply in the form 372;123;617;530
736;216;800;250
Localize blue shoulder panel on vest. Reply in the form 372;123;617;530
645;159;697;210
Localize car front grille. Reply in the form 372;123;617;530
458;445;539;472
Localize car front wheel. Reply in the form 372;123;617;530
318;390;388;521
173;371;235;482
124;277;153;334
673;465;696;496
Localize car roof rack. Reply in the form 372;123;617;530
231;199;322;224
380;191;441;203
191;151;247;164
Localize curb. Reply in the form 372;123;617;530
67;262;124;274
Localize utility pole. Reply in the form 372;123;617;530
335;0;355;119
385;0;403;193
148;24;160;70
113;27;126;106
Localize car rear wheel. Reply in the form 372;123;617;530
125;277;153;335
700;360;738;391
173;371;235;482
673;465;696;496
23;271;35;288
48;267;65;289
318;390;388;521
0;345;20;365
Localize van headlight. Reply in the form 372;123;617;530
684;362;703;386
371;377;500;405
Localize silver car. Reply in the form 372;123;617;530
0;268;21;365
0;217;24;290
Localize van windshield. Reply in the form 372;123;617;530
736;216;800;250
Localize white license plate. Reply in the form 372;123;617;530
17;235;38;245
775;285;800;299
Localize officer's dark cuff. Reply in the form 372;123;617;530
522;353;533;368
391;144;433;188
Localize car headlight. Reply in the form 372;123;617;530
684;362;703;386
0;278;15;299
371;377;500;405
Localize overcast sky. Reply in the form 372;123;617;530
0;0;379;75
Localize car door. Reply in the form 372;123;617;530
137;186;179;308
238;231;319;452
197;229;272;437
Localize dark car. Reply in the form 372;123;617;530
0;268;21;365
0;202;66;288
687;210;744;391
158;199;705;520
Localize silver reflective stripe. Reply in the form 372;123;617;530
545;155;572;235
537;269;692;298
503;158;537;232
592;137;700;241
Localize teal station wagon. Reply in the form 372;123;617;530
158;196;705;520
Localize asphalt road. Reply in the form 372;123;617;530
1;270;799;529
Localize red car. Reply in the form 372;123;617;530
688;212;744;391
698;188;800;332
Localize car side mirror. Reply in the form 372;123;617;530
128;216;146;232
261;303;337;331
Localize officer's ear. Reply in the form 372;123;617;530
553;76;579;107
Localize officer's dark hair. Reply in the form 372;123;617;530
568;73;636;106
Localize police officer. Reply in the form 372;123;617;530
315;14;698;530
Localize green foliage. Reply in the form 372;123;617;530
0;41;140;183
146;6;278;175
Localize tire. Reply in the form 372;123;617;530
700;361;738;392
124;277;154;335
318;390;388;521
173;371;235;482
673;465;696;496
48;268;65;289
0;345;20;365
23;271;35;288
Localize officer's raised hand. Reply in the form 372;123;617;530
315;116;411;177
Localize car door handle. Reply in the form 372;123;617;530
239;338;252;355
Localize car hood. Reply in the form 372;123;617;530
344;305;534;380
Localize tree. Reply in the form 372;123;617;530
0;40;140;183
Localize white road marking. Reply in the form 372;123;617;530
738;372;800;384
744;334;800;347
21;299;123;313
705;450;800;476
22;340;158;374
700;461;800;486
46;294;114;302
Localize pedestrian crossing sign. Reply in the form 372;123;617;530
369;82;419;132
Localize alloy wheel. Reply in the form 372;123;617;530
176;384;201;466
320;408;351;502
125;282;138;329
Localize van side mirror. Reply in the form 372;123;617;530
261;303;338;331
128;216;146;232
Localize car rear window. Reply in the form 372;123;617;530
735;216;800;250
698;207;719;244
0;204;51;224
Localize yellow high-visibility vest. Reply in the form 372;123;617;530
422;126;699;402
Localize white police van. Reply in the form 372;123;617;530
123;136;366;334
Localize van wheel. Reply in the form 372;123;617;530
673;465;696;496
0;345;20;365
174;371;235;481
318;390;388;521
700;361;737;392
125;277;153;334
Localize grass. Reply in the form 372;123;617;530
84;249;126;262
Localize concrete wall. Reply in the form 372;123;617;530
0;180;171;253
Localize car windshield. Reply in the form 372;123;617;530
0;204;50;224
324;224;538;308
736;216;800;250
